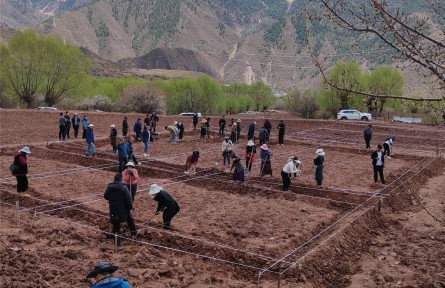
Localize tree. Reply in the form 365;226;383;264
326;61;364;110
365;66;404;113
120;82;165;113
287;88;319;118
248;81;275;111
0;30;45;107
41;35;90;107
0;30;90;108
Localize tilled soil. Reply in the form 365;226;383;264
0;109;444;287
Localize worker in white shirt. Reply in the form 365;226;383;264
281;156;302;191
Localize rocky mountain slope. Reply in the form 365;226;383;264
3;0;442;95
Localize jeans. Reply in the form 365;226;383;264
171;133;178;144
143;141;149;153
86;143;96;157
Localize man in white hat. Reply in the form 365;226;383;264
86;261;131;287
104;173;138;244
314;148;325;188
149;184;180;230
86;123;96;158
281;156;302;191
11;146;31;196
110;124;118;152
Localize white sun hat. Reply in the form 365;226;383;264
20;146;31;154
110;124;115;128
316;148;325;156
149;184;163;195
125;161;135;167
88;123;94;127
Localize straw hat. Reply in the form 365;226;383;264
260;144;268;150
20;146;31;154
149;184;163;195
316;148;325;156
86;262;119;279
125;161;135;167
247;140;255;146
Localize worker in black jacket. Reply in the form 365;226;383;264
371;144;385;184
148;184;180;230
104;173;138;244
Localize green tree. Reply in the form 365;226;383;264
287;88;319;118
0;30;45;107
248;81;275;111
364;66;404;113
41;35;90;107
326;61;364;110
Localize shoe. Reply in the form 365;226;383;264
19;192;30;197
386;156;392;159
132;230;140;237
144;153;147;157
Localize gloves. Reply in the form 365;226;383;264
295;170;301;177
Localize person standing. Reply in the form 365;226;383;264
104;173;138;244
278;120;285;145
82;115;88;139
264;119;272;141
281;156;301;191
221;136;234;167
244;139;256;174
363;124;373;149
58;112;66;141
247;121;256;140
230;153;245;182
314;148;325;188
110;124;118;152
127;136;138;165
185;151;199;174
85;124;96;158
260;144;273;177
218;116;226;136
383;136;395;158
150;112;159;132
200;119;207;140
371;144;385;184
64;111;71;139
236;119;242;143
122;116;129;137
116;137;129;173
230;122;237;143
149;184;180;230
12;146;31;196
205;117;211;138
144;113;151;129
86;261;131;288
142;125;151;157
123;161;138;202
71;113;80;138
165;125;179;144
192;112;199;130
177;121;185;142
258;126;268;146
133;118;142;142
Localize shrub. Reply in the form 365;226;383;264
118;83;165;113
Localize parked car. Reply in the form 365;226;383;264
337;109;371;121
36;106;57;111
180;112;201;117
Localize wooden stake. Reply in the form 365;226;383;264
114;233;119;253
377;199;382;212
31;211;37;228
15;201;20;226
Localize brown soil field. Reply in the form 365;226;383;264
0;109;444;287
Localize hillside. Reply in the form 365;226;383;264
3;0;443;96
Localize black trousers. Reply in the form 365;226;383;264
245;157;253;172
111;214;137;236
126;184;138;202
163;208;179;229
364;137;371;149
65;126;71;138
73;125;79;138
59;125;66;140
82;129;86;139
281;171;291;191
383;143;391;156
16;175;28;192
266;129;271;141
278;133;284;145
259;138;266;146
219;126;225;135
373;165;385;183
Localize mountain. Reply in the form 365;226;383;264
2;0;442;96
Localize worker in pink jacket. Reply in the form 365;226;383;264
122;161;138;202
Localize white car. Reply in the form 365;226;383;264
337;109;371;121
180;112;201;117
36;106;58;111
